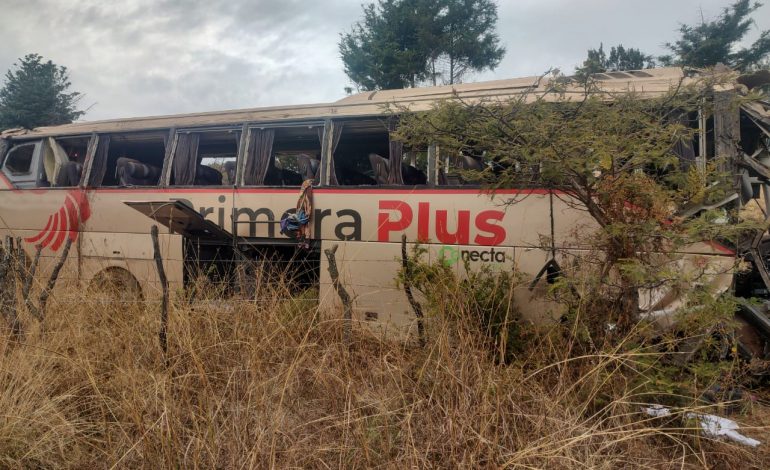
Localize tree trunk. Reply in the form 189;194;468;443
617;274;640;332
449;23;455;85
611;238;640;333
431;58;437;86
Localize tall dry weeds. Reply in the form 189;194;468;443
0;266;768;469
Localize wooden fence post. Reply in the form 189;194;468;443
0;237;21;337
324;244;352;343
22;245;42;314
35;237;72;321
401;235;425;346
151;225;169;360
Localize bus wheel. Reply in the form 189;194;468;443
88;268;143;307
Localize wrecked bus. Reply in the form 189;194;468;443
0;67;769;354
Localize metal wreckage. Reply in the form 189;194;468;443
1;67;770;362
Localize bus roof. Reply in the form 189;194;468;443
2;67;711;139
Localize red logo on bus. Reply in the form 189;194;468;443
377;200;506;245
24;190;91;251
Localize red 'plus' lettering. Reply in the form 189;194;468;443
378;200;413;241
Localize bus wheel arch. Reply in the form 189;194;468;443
88;266;144;301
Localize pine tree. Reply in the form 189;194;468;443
0;54;84;131
660;0;770;71
576;44;655;79
339;0;435;91
339;0;505;91
430;0;505;85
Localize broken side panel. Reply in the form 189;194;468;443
124;200;233;241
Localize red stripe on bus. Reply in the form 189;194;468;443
39;212;60;248
0;171;12;189
64;196;79;241
49;207;68;251
704;240;736;255
3;184;557;196
316;188;554;195
25;214;53;244
88;187;557;195
70;190;90;222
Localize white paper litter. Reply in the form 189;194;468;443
685;412;762;447
641;404;672;417
640;405;761;447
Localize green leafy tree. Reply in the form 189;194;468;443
394;74;750;332
576;43;655;78
0;54;84;131
607;45;656;71
339;0;505;91
660;0;770;71
340;0;433;91
429;0;505;85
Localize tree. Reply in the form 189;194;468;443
429;0;506;85
660;0;770;71
576;43;655;78
339;0;505;91
394;74;746;333
0;54;84;131
340;0;433;91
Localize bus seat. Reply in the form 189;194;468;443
54;161;83;187
402;164;426;185
445;174;464;185
368;153;390;184
223;161;236;184
296;154;319;180
264;166;282;185
453;154;484;185
195;165;223;186
43;137;68;186
459;154;484;170
338;169;376;186
116;157;161;186
280;168;303;186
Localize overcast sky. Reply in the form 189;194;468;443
0;0;767;121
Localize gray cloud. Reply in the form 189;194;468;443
0;0;767;121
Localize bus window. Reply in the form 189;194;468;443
242;124;322;186
49;136;90;187
334;120;387;185
402;149;428;185
172;129;239;186
440;153;486;186
335;119;427;186
271;126;323;186
3;142;36;174
92;132;166;187
1;141;42;188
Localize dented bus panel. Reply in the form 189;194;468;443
0;67;769;352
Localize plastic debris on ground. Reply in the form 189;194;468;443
640;405;761;447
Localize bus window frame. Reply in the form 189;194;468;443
330;117;436;189
329;117;387;187
0;138;8;170
427;143;439;186
85;130;169;188
240;120;326;188
80;133;101;188
45;134;94;188
164;126;241;188
1;140;43;188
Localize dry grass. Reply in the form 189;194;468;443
0;273;769;469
